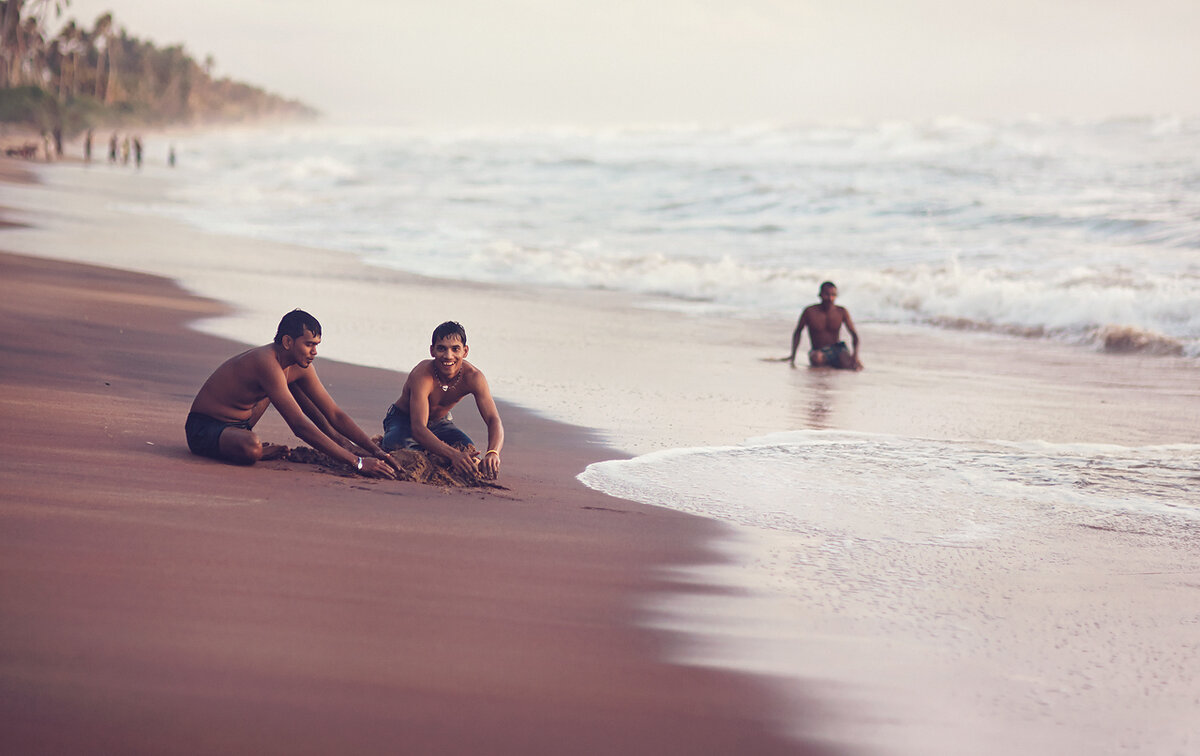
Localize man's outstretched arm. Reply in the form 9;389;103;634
259;359;396;478
291;369;401;474
291;383;356;450
843;309;863;370
472;374;505;479
787;311;808;367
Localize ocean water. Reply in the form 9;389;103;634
580;429;1200;648
157;116;1200;358
580;432;1200;753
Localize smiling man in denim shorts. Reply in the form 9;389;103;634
382;321;505;479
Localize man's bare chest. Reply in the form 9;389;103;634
809;310;843;332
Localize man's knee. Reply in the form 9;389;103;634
242;437;264;464
221;431;262;465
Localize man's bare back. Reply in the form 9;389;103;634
190;345;301;423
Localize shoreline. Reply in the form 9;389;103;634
0;240;837;752
5;157;1197;457
6;152;1200;754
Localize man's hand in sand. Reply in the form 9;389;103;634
359;456;398;479
445;447;482;477
479;450;500;479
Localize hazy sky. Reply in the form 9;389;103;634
58;0;1200;126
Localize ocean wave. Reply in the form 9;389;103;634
158;119;1200;360
435;244;1200;356
579;432;1200;539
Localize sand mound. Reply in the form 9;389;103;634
261;440;508;490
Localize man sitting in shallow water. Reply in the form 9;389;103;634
787;281;863;370
383;321;504;479
186;309;398;478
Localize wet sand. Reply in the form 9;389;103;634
0;175;837;752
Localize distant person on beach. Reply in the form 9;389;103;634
786;281;863;370
187;309;398;478
168;145;176;167
383;321;505;479
108;133;118;163
84;129;93;162
133;137;143;168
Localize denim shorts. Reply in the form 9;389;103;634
382;404;474;451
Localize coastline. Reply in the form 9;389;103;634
0;243;835;751
5;148;1199;755
6;156;1198;458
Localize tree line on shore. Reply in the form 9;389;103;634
0;0;317;155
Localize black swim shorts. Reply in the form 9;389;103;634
185;411;252;459
815;341;850;368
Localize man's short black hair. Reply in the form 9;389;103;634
819;281;837;293
275;309;322;345
432;321;467;345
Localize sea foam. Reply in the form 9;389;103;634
579;431;1200;539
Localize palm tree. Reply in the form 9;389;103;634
25;17;46;85
105;26;127;104
21;15;52;87
2;0;28;85
1;0;70;87
91;11;110;99
53;18;78;97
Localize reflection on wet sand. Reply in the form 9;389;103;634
790;367;835;430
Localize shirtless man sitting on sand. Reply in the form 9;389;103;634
382;321;504;479
787;281;863;370
186;309;398;478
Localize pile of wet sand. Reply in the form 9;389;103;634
261;440;508;490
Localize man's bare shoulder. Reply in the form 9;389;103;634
235;343;274;362
462;361;488;390
405;359;437;387
212;343;273;374
191;344;279;417
408;358;436;376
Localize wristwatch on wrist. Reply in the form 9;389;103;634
356;456;364;471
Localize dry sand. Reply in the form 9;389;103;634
0;169;838;752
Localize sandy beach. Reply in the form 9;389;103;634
0;161;836;753
3;144;1199;756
